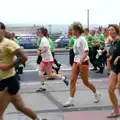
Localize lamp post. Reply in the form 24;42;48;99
87;9;90;29
48;24;52;34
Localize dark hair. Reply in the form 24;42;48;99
68;31;72;35
91;30;96;35
68;28;72;35
104;28;108;32
84;28;89;32
0;22;6;30
40;27;48;37
5;31;11;39
108;24;120;35
72;23;84;34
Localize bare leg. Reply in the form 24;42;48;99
0;90;11;120
80;65;96;93
11;93;39;120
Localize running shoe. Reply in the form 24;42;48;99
36;117;47;120
107;111;120;118
36;85;46;92
94;91;101;103
62;76;69;86
63;97;74;107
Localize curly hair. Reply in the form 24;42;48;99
108;24;120;36
71;22;84;34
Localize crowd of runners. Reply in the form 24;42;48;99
0;21;120;119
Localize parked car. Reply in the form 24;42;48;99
19;39;37;49
54;36;69;48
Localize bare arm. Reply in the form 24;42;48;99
10;48;28;68
80;51;89;63
106;55;112;67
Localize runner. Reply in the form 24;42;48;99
84;28;93;67
11;33;19;44
36;27;68;92
104;28;112;53
106;24;120;118
47;34;61;74
67;29;75;66
63;23;101;107
0;22;44;120
36;29;42;65
5;31;11;39
96;27;105;73
90;30;99;71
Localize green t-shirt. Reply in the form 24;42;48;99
36;36;41;48
93;36;98;40
14;38;19;44
86;34;93;47
92;36;99;47
49;38;55;52
69;36;75;48
99;34;105;47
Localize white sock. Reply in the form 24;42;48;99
36;116;42;120
61;76;65;81
95;90;99;95
69;96;74;100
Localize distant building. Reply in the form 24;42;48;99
6;26;40;36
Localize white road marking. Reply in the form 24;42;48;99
23;67;93;72
21;78;106;86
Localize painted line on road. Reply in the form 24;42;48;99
6;105;115;115
21;79;107;86
23;67;94;72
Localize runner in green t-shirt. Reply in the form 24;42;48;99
36;36;41;48
99;33;105;48
84;28;93;48
14;37;19;44
47;36;61;75
93;28;105;74
90;30;100;71
84;28;93;67
69;36;75;48
68;30;75;66
49;38;55;53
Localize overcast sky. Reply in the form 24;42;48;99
0;0;119;25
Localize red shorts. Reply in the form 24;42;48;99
74;60;89;65
42;61;54;65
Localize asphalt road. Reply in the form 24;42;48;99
19;52;108;83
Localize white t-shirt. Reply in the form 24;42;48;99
39;37;53;62
73;36;89;62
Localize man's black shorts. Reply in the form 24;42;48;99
0;75;20;95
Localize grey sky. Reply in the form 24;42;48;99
0;0;119;25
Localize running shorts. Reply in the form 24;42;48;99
0;75;20;95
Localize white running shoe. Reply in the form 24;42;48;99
36;84;46;92
63;97;74;107
36;116;47;120
94;91;101;103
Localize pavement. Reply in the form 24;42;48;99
4;55;120;120
24;48;69;52
24;48;69;56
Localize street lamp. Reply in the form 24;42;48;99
87;9;90;29
48;24;52;34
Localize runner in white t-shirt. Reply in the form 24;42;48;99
36;27;68;92
64;23;101;107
